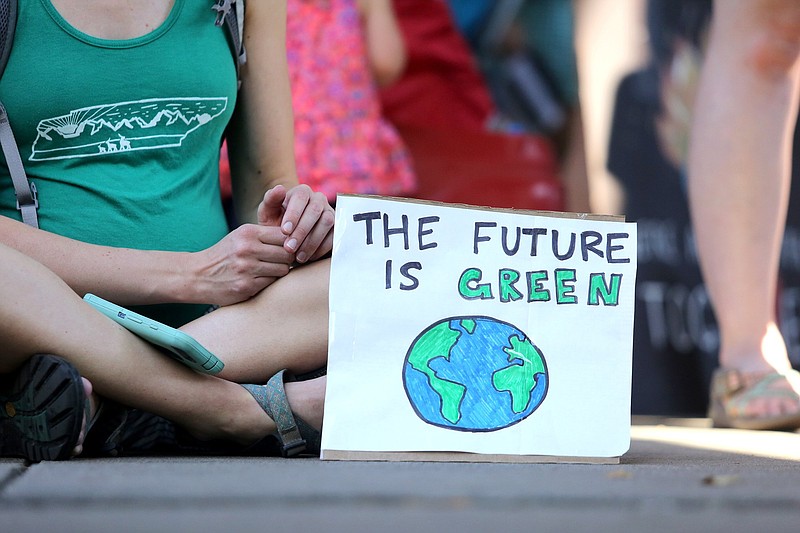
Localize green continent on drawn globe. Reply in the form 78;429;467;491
403;316;549;432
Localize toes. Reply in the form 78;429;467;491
70;377;94;457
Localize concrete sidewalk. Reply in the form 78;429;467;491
1;419;799;533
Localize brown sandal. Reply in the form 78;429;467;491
708;368;800;430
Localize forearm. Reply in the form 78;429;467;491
359;0;407;87
227;0;298;225
0;216;196;305
222;1;334;263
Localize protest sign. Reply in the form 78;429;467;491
322;195;637;463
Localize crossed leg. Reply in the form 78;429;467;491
181;257;330;384
0;242;328;447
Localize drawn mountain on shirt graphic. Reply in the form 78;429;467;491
29;97;228;161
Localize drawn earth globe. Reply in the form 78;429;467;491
402;316;549;432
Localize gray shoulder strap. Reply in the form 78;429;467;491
0;0;38;228
213;0;247;87
0;103;38;227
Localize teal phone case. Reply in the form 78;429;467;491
83;293;224;375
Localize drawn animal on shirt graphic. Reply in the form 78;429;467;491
29;97;228;161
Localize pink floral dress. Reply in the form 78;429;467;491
287;0;416;202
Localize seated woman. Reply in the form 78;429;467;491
0;0;332;459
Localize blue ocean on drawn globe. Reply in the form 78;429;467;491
402;316;549;432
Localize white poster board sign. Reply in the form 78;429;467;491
322;195;637;462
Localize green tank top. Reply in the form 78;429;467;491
0;1;238;325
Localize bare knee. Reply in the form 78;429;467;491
749;34;800;77
747;2;800;77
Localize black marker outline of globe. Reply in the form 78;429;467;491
402;315;549;432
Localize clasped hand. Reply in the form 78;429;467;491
194;184;334;306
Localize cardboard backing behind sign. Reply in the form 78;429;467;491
323;195;636;463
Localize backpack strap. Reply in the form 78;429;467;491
0;0;39;228
213;0;246;88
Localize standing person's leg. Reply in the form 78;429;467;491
0;243;322;456
687;0;800;428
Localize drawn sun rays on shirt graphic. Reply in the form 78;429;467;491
29;97;228;161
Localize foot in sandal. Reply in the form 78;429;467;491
709;367;800;431
241;370;323;457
